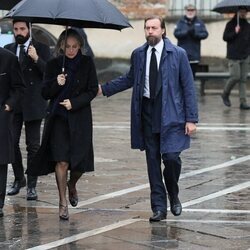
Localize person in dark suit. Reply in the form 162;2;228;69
27;29;98;220
0;47;25;217
4;20;51;200
98;16;198;222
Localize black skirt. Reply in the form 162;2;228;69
49;115;70;162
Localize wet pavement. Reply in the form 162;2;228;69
1;87;250;250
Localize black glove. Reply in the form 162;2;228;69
188;26;194;35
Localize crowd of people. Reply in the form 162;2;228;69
0;4;249;222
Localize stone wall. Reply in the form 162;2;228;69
111;0;168;19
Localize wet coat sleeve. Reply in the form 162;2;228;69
70;57;98;110
192;19;208;40
174;20;190;39
179;50;199;123
223;20;238;42
5;55;25;110
42;59;62;100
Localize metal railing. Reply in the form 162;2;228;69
168;0;222;18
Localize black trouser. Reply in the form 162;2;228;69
12;113;41;188
0;164;8;208
142;97;181;213
190;62;198;79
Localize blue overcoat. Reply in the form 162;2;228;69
102;38;198;153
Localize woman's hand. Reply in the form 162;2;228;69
4;104;11;111
57;74;67;86
59;99;72;110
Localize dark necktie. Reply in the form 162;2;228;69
149;47;158;99
19;45;25;65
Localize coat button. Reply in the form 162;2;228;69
30;82;34;85
29;68;32;71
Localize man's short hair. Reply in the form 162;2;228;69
184;4;196;10
13;20;30;29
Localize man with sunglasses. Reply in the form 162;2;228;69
174;4;208;78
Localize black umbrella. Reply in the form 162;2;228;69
0;0;20;10
5;0;132;30
212;0;250;13
212;0;250;25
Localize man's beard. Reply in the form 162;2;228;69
146;36;161;47
15;34;30;44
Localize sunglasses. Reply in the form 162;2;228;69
187;9;195;11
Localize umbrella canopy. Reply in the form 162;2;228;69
5;0;132;30
212;0;250;13
0;0;20;10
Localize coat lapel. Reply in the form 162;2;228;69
138;45;147;98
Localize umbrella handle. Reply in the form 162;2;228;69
61;26;68;74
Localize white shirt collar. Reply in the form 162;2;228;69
149;38;164;54
19;38;31;50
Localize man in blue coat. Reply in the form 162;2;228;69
98;16;198;222
174;4;208;78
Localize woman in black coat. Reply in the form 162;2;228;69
28;29;98;220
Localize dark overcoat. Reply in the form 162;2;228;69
0;48;25;164
174;16;208;61
4;39;51;121
26;54;98;176
102;38;198;153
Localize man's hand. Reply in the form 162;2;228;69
59;99;72;110
185;122;196;135
28;45;39;62
235;25;240;34
97;84;103;96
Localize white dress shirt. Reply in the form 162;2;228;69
16;38;31;58
143;39;164;98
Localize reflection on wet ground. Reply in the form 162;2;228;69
1;90;250;249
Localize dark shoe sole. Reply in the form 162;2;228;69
149;217;166;222
27;196;38;201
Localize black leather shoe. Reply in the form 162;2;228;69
149;211;166;222
0;208;3;217
240;103;250;110
27;187;38;200
169;196;182;216
7;177;26;196
221;93;231;107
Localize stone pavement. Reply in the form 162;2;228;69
1;89;250;250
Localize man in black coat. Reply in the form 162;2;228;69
221;7;250;110
0;47;25;217
4;20;51;200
